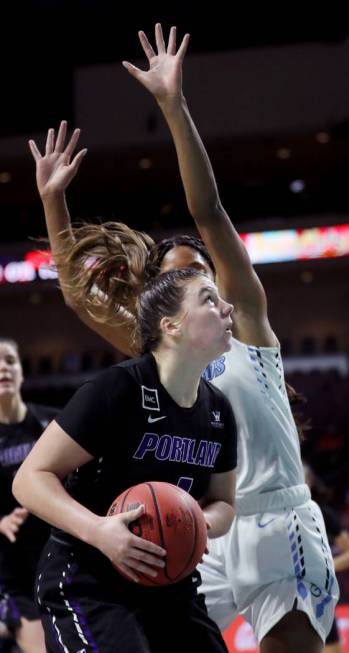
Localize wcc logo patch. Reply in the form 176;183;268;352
211;410;224;429
141;385;160;411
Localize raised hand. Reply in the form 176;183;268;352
0;507;29;543
122;23;190;103
29;120;87;199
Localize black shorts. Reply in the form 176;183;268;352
0;546;42;630
326;617;340;645
37;537;228;653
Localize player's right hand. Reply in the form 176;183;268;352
93;504;167;583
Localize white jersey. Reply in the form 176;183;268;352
203;337;304;507
200;338;339;643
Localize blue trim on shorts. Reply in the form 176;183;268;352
307;505;336;620
287;511;308;600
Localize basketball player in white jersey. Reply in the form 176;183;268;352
29;24;339;653
120;25;339;652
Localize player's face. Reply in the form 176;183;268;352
0;343;23;399
159;246;214;279
177;276;233;358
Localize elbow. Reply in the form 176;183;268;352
12;467;29;509
220;502;235;536
189;198;224;223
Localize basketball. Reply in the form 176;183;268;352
107;481;207;586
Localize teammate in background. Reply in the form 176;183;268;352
13;268;237;653
0;338;56;653
29;24;339;653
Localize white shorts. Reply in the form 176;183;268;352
199;485;339;644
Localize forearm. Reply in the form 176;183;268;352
158;96;222;220
41;191;74;255
202;500;234;538
12;469;101;547
41;191;79;304
333;550;349;573
158;96;256;281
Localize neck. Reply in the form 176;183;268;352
152;347;206;408
0;395;27;424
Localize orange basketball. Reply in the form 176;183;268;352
107;481;207;586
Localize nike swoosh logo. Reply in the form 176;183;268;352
257;517;278;528
147;415;166;423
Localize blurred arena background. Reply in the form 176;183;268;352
1;3;349;650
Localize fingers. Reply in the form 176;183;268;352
138;30;156;61
70;148;88;173
11;514;26;526
65;128;81;158
117;561;140;583
136;24;188;62
55;120;67;153
6;531;16;544
30;120;82;163
155;23;166;55
122;503;145;523
28;139;42;161
167;26;176;55
45;128;55;155
0;519;18;543
122;506;166;557
177;33;190;61
125;558;159;578
131;534;166;557
129;547;165;569
122;61;144;81
115;549;165;582
13;507;28;517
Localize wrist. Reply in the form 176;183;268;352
40;189;66;204
157;93;187;114
82;514;105;549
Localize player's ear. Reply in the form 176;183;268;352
159;316;182;339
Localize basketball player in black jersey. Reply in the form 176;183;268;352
13;268;237;653
0;338;56;653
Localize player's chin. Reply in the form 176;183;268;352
213;337;231;359
222;330;233;351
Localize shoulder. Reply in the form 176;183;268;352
89;354;150;394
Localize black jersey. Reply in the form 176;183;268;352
0;403;56;582
55;353;237;526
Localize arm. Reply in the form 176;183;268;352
123;24;276;346
199;470;235;538
333;530;349;573
30;121;135;356
12;421;165;583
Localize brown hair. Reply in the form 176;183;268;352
54;223;214;332
137;268;204;353
55;222;155;324
286;382;311;442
